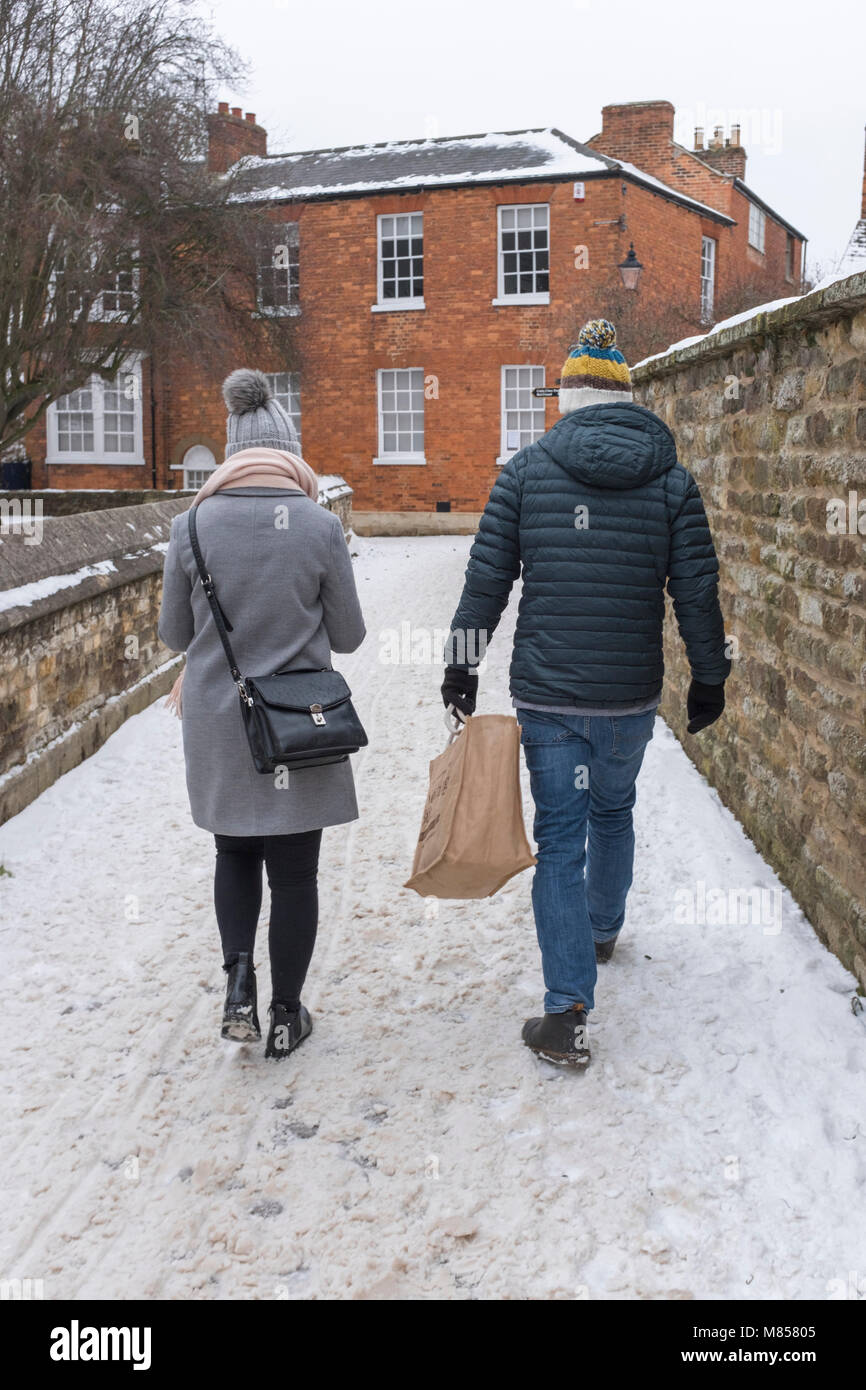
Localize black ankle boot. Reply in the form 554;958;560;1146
522;1005;591;1067
595;935;618;964
265;1002;312;1060
221;952;260;1042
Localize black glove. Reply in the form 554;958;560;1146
687;679;726;734
441;666;478;721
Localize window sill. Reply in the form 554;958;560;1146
371;300;426;313
252;305;301;319
492;293;550;307
495;455;516;468
373;455;427;467
46;456;145;467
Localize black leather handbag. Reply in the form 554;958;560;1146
188;506;368;774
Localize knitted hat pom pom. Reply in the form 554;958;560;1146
222;367;274;415
577;318;618;350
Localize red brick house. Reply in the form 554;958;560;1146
27;99;805;517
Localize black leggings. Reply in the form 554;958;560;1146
214;830;322;1011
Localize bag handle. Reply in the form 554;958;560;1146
187;506;253;708
444;704;468;745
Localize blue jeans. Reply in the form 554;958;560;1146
516;708;656;1013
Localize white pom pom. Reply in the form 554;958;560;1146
222;368;272;415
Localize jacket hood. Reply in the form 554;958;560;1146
537;401;677;490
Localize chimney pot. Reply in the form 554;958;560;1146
207;105;267;172
694;126;704;150
712;125;724;148
731;123;741;145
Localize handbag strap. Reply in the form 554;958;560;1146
187;506;253;706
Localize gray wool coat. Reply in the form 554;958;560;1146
158;487;366;836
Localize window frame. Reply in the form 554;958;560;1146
91;259;139;323
255;221;300;317
700;235;716;323
46;358;145;466
179;444;217;491
374;367;426;466
373;212;425;313
264;371;302;448
493;203;550;306
498;364;546;466
748;202;766;254
51;246;140;324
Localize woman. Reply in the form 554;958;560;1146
159;369;366;1059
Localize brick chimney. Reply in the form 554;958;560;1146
699;123;747;180
207;102;267;173
589;100;675;172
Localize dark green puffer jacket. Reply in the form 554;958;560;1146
445;402;730;707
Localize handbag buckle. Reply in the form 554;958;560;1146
237;679;254;708
310;703;326;726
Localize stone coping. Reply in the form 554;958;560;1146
632;270;866;382
0;498;191;635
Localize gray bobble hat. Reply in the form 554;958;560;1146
222;368;299;459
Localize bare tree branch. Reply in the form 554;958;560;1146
0;0;296;453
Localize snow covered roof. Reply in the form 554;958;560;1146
837;218;866;278
231;127;734;224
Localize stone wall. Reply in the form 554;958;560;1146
0;488;193;515
1;483;353;522
632;270;866;986
0;480;354;824
0;499;190;824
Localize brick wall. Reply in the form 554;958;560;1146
20;119;802;514
588;101;803;311
20;169;749;513
152;176;733;516
632;270;866;986
207;105;267;174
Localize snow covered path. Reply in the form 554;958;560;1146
1;536;864;1301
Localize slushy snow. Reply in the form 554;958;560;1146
1;537;863;1300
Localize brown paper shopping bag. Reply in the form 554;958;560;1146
404;714;536;899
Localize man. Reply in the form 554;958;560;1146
442;319;729;1068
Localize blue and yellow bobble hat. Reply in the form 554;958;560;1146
558;319;632;411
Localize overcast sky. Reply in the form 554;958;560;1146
208;0;864;274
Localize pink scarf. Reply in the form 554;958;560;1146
165;448;319;716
